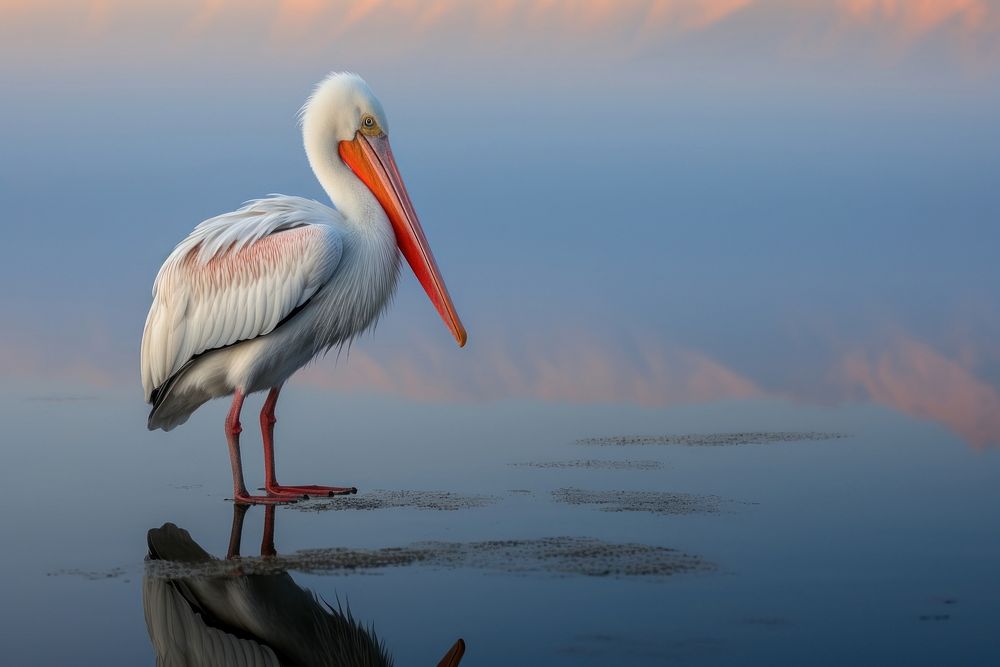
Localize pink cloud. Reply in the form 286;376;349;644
838;335;1000;448
296;333;762;407
0;340;119;388
5;1;996;57
840;0;992;35
4;321;999;450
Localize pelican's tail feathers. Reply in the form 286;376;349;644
147;361;210;432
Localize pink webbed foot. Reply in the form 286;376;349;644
257;387;358;500
263;484;358;498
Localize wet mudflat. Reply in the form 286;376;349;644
511;459;664;470
2;390;999;665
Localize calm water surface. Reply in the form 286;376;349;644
1;388;997;665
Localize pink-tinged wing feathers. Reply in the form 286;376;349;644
140;197;342;401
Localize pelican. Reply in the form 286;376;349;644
141;73;466;504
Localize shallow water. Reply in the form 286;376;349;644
2;389;998;665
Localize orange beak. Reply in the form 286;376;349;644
339;133;467;347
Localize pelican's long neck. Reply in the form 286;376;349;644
303;124;383;230
301;118;400;349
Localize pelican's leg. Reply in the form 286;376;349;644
226;389;297;505
260;385;358;498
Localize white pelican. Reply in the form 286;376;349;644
141;73;466;504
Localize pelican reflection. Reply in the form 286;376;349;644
143;505;465;666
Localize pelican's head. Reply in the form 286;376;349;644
302;72;466;348
301;72;389;142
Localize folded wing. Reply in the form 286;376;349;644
141;197;342;402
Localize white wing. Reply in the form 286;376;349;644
141;196;342;401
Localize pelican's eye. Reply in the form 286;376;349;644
359;114;381;136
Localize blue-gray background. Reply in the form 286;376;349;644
2;1;998;448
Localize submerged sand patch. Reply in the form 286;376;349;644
290;489;498;512
552;487;721;515
577;432;846;447
510;459;663;470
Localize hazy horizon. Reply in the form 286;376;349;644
2;0;999;447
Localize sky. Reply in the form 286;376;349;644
1;0;999;446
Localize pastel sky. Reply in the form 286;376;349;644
1;1;998;446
